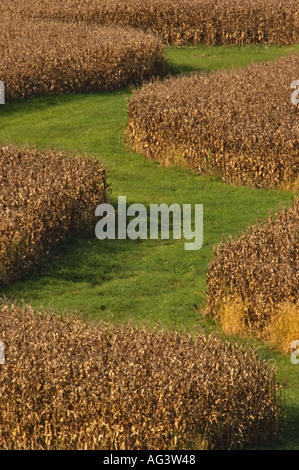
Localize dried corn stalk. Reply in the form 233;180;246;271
0;301;279;450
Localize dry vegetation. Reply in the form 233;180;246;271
127;52;299;190
1;0;297;451
3;0;299;45
204;199;299;352
0;301;280;450
0;145;108;285
0;15;165;101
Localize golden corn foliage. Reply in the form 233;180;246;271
0;15;165;101
0;146;108;285
205;199;299;348
127;52;299;190
3;0;299;45
268;300;299;353
0;301;279;450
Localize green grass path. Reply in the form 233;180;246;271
0;44;298;449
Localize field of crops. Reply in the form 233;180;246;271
0;301;279;450
127;51;299;190
1;0;299;453
205;198;299;352
0;15;165;101
0;146;107;284
4;0;299;46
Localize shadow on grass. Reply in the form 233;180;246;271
0;88;132;121
0;198;187;293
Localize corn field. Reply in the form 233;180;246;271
204;199;299;351
0;301;280;450
0;15;166;101
0;0;298;451
3;0;299;46
0;146;108;285
127;52;299;190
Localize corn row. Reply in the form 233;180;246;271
0;16;166;101
3;0;299;45
127;52;299;190
0;302;279;450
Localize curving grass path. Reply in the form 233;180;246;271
0;44;298;449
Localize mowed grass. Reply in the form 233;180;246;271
164;42;299;74
0;44;298;449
